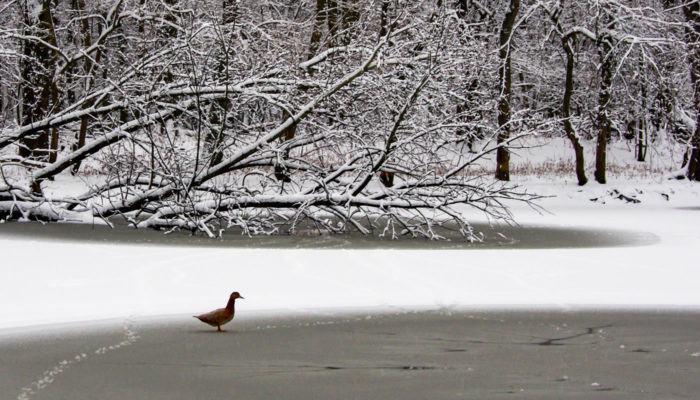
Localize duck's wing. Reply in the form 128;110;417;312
194;308;226;325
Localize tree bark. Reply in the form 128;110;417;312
207;1;240;167
274;109;296;183
18;0;58;164
327;0;339;48
637;65;648;163
71;0;100;174
340;0;360;45
378;0;395;187
495;0;519;181
562;33;588;185
207;101;228;167
594;8;615;184
689;112;700;180
379;0;390;37
683;2;700;180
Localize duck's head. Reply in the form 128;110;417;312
230;291;244;300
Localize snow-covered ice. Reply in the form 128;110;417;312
1;175;698;332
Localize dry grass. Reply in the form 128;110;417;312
464;158;675;181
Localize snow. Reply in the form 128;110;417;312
1;178;699;332
1;137;700;332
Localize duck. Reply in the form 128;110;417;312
194;292;244;332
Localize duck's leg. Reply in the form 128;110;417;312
217;325;222;332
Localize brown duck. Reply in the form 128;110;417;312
194;292;244;332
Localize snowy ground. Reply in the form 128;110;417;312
1;138;699;332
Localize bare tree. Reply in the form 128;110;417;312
594;3;616;184
547;0;588;185
496;0;520;181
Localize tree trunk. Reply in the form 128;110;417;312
635;119;647;162
71;0;98;174
594;9;615;184
688;113;700;181
495;0;519;181
327;0;339;48
378;0;395;187
340;0;360;45
161;0;179;39
562;33;588;186
274;109;296;183
379;0;390;37
207;100;228;167
455;2;482;154
637;59;648;163
207;1;240;167
0;77;8;120
683;2;700;180
18;0;58;164
308;0;327;59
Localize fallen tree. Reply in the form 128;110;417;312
0;1;543;240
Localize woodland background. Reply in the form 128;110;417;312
0;0;698;238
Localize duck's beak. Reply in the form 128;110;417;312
240;296;245;299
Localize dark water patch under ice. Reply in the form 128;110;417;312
0;220;657;249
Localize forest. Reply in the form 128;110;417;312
0;0;698;239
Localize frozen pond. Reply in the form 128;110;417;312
0;220;656;249
2;310;699;399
